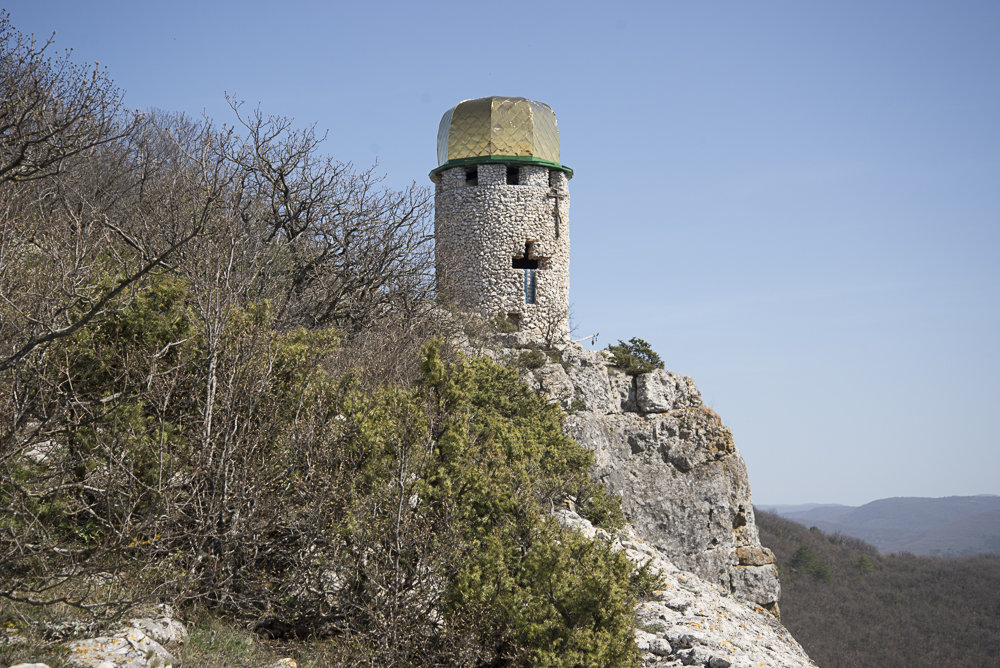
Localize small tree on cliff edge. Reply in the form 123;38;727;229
607;337;664;375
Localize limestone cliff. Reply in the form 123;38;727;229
556;509;816;667
518;343;782;615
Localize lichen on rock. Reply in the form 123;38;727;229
65;628;174;668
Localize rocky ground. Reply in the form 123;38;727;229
558;509;817;668
4;606;187;668
3;605;295;668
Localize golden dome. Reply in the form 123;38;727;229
433;96;570;175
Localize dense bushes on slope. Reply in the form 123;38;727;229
757;510;1000;667
3;278;640;665
0;15;643;666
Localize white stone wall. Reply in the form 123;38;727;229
433;164;571;340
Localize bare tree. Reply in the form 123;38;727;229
0;58;226;613
219;101;434;333
0;19;221;378
0;15;442;636
0;12;136;185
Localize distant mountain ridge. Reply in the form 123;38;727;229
755;510;1000;667
759;495;1000;556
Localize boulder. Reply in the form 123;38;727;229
636;369;702;414
65;629;174;668
128;614;187;650
731;563;782;613
560;347;621;413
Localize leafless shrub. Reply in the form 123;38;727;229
0;12;137;185
216;100;435;334
0;15;438;626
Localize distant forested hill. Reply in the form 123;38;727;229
760;495;1000;556
756;509;1000;668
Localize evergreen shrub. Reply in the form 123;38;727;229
607;338;664;375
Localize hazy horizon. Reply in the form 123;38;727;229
757;493;1000;509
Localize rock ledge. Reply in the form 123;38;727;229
556;509;816;668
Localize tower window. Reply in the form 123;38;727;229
506;165;520;185
465;166;478;186
523;268;536;304
512;242;547;305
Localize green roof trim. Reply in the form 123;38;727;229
430;155;573;179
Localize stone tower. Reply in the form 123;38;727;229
431;96;573;340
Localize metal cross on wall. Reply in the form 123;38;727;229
547;190;563;238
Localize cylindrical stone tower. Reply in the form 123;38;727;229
430;96;572;340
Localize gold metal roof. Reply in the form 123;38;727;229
436;96;561;167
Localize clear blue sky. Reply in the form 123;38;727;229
7;1;999;506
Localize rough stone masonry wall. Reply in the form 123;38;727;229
433;164;570;340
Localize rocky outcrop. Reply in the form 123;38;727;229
10;606;297;668
556;509;816;667
57;605;189;668
65;628;174;668
127;605;188;652
523;344;781;614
